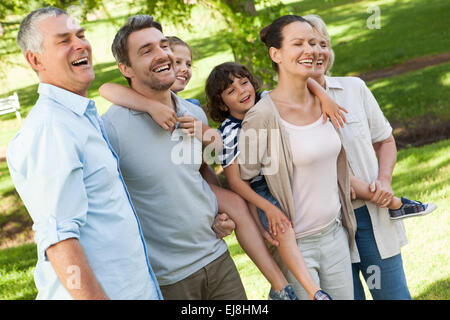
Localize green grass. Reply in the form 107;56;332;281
0;243;37;300
1;140;448;300
367;62;450;125
282;0;450;76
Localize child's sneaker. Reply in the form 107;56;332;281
268;284;298;300
389;197;437;220
313;289;333;300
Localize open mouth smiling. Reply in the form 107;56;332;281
153;63;171;73
240;95;251;103
71;57;89;66
297;58;313;66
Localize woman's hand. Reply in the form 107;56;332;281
264;203;292;237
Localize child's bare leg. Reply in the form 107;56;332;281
274;225;320;300
209;184;288;291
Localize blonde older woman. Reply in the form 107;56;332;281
304;14;436;300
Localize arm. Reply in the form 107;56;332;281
99;83;177;130
307;78;347;128
359;79;397;208
178;116;223;149
200;162;220;187
350;173;374;201
7;124;105;299
225;162;291;236
371;134;397;207
46;238;108;299
199;164;236;239
247;201;279;246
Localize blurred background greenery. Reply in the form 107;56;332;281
0;0;448;300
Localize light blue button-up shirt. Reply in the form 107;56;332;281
7;83;162;300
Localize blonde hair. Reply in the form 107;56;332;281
303;14;335;75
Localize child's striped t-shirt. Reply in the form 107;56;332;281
217;115;263;185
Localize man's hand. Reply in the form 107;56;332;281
212;213;236;239
369;179;394;208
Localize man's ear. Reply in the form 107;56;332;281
118;62;134;81
25;50;44;73
269;46;281;65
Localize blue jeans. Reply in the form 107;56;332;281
251;179;282;233
352;205;412;300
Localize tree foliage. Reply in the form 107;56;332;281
0;0;296;87
136;0;295;87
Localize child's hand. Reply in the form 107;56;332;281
149;104;177;131
320;96;348;129
264;204;291;237
177;116;203;140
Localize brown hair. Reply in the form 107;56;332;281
111;15;162;85
205;62;261;123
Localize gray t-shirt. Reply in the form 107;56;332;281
102;92;227;285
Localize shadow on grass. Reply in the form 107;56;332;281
0;162;33;248
0;188;32;247
414;277;450;300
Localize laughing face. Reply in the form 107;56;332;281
220;76;256;120
121;27;176;92
170;44;193;93
316;34;330;80
271;21;319;80
34;14;94;96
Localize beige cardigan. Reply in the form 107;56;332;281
238;93;357;254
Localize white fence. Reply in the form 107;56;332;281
0;92;21;121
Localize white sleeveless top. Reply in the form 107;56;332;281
280;115;342;238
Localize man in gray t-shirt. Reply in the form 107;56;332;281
102;15;246;299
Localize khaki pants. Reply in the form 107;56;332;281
282;218;354;300
160;251;247;300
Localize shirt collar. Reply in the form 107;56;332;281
324;76;344;90
38;83;93;116
226;114;243;124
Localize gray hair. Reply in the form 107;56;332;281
17;7;67;54
303;14;335;75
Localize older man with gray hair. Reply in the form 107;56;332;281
7;7;162;300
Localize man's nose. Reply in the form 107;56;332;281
73;35;90;52
154;45;171;60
